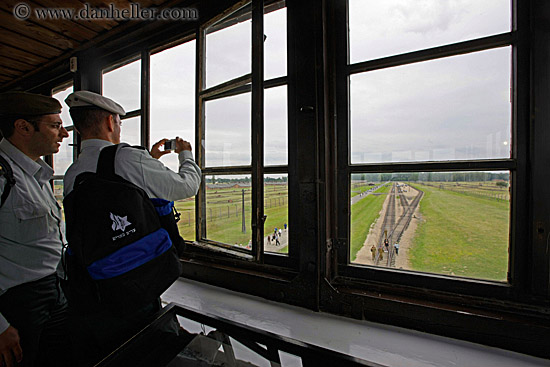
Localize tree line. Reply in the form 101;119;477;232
351;172;509;183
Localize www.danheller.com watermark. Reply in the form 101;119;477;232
13;2;198;21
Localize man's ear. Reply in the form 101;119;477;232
106;114;115;132
13;119;34;137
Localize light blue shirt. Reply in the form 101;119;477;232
64;139;201;201
0;138;65;334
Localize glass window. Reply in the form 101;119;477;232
349;171;510;282
264;174;288;255
175;196;196;242
120;116;141;146
198;2;289;255
53;84;73;127
345;0;516;290
53;130;74;176
264;6;287;80
52;85;75;177
349;0;511;64
204;174;251;249
265;86;288;166
205;7;251;88
151;40;196;172
151;40;197;240
350;47;511;164
205;93;251;167
103;59;141;112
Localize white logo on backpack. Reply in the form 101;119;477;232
110;212;132;232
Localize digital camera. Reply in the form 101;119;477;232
164;139;177;151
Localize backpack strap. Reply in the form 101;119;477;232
96;143;146;179
96;144;123;179
0;155;15;208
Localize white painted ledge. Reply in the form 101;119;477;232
162;278;549;367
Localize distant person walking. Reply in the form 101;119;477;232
378;247;384;261
370;245;376;261
284;223;287;231
275;233;281;246
394;243;399;255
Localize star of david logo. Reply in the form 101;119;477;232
110;212;132;232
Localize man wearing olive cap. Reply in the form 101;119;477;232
0;92;71;367
63;90;200;365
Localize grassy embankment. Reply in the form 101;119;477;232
349;183;390;261
410;183;509;281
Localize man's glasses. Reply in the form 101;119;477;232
34;120;65;130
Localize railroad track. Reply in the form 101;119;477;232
374;183;395;266
374;183;423;267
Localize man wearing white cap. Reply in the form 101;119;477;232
62;90;200;365
63;90;201;199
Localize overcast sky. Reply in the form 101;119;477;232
54;1;511;174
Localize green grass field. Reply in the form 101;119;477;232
410;183;509;281
350;184;390;261
175;185;288;250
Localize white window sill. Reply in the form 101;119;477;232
162;278;548;367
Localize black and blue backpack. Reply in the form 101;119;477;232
62;144;183;311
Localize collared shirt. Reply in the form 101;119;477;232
64;139;201;202
0;138;65;334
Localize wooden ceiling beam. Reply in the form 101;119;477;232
0;11;76;49
0;43;49;65
32;0;118;31
0;29;64;58
0;67;24;78
0;0;98;41
0;54;37;72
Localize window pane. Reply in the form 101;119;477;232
265;86;287;166
52;84;73;127
264;174;288;255
54;179;64;211
350;47;511;164
175;197;196;242
205;175;251;248
205;93;251;167
206;8;251;88
53;130;73;176
264;5;287;80
151;40;196;172
349;171;510;282
103;59;141;112
349;0;511;64
120;116;141;146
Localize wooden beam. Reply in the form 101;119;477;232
0;13;75;50
0;29;64;58
251;0;264;262
0;43;49;65
0;0;98;41
21;0;113;33
0;57;35;73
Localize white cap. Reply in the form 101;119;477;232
65;91;126;116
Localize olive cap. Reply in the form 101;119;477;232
0;91;62;116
